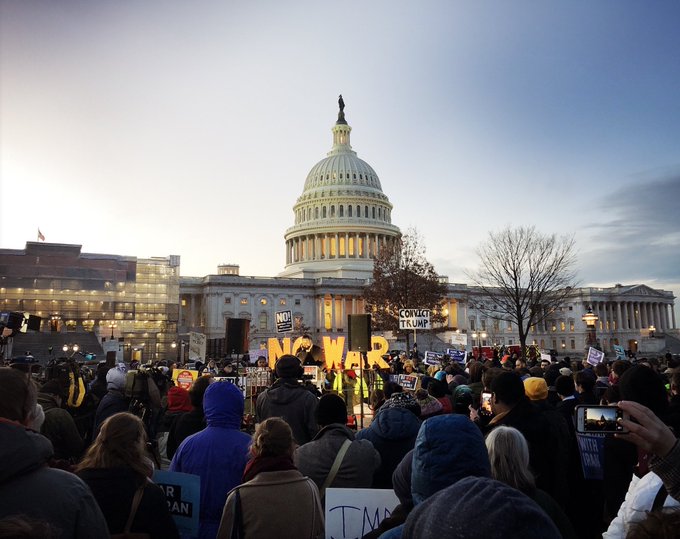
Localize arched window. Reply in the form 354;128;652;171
322;207;327;218
348;205;352;217
357;205;361;217
365;206;369;218
339;205;344;217
372;207;376;219
315;207;319;219
330;205;335;218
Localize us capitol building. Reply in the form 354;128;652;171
1;100;677;362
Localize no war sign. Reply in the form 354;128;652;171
275;310;293;333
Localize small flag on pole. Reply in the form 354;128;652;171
37;229;45;242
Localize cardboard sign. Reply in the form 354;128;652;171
173;369;199;390
446;349;466;365
540;352;552;362
244;367;271;387
275;310;293;333
153;470;201;537
450;333;468;346
576;433;605;480
189;332;206;361
325;488;400;539
586;347;605;366
213;376;247;398
398;308;431;330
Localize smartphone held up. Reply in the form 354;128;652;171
575;405;628;434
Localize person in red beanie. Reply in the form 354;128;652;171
157;385;193;467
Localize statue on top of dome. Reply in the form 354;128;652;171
338;94;345;112
337;94;347;124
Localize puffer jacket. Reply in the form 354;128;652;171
256;379;319;445
355;407;421;489
0;419;109;539
170;382;251;539
294;423;380;490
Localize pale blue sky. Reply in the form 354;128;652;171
1;1;679;311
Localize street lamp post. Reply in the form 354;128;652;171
472;331;487;360
649;325;656;338
109;322;117;340
582;305;599;350
62;343;79;358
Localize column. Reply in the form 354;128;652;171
351;297;356;316
641;302;647;328
672;305;677;329
345;233;349;258
330;294;336;331
616;302;622;332
654;303;660;329
663;304;670;330
339;296;345;330
317;296;323;330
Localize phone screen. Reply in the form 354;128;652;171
577;406;625;433
481;392;493;415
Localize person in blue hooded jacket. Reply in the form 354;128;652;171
170;381;251;539
377;414;492;539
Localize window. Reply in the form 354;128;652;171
348;206;352;217
224;298;231;304
295;299;301;305
372;207;376;218
493;320;500;331
181;299;187;306
364;206;368;218
260;298;267;305
240;298;248;305
469;318;476;330
259;313;268;330
569;306;573;311
560;321;566;331
356;205;360;216
339;206;344;217
508;339;513;345
481;319;487;330
279;299;286;306
315;207;319;219
322;207;327;218
330;205;335;217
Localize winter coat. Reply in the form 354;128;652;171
216;470;324;539
170;382;252;539
77;467;179;539
37;392;84;461
294;423;381;490
93;389;129;436
256;378;319;445
355;407;421;489
604;471;680;538
166;408;205;460
0;420;109;539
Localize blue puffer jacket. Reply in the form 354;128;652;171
355;407;421;489
170;382;251;539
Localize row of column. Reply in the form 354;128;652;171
592;300;676;331
286;232;395;265
316;294;365;332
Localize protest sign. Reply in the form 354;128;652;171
422;351;443;366
275;310;293;333
450;333;468;346
398;374;420;391
325;488;399;539
398;308;431;330
153;470;200;538
586;347;605;366
446;348;466;365
576;433;606;480
540;352;552;362
613;344;626;360
188;332;206;361
172;369;199;390
213;376;247;398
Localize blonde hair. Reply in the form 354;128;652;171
485;425;535;494
252;417;294;458
76;412;149;484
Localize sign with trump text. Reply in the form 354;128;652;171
398;308;431;330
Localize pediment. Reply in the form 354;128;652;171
620;284;658;297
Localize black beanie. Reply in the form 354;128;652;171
275;354;302;379
316;393;347;426
618;365;668;418
490;371;525;406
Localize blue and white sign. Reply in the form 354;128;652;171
576;433;605;480
446;348;467;365
423;351;443;366
153;470;201;538
586;347;605;366
613;344;626;360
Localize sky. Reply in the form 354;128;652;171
1;1;679;319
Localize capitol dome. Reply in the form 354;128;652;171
281;97;401;279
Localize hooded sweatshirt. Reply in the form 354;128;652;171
0;420;109;539
255;378;319;445
170;382;251;539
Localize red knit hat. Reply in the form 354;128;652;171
167;386;192;412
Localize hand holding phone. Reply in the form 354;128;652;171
576;405;628;434
480;392;493;416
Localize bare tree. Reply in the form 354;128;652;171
364;228;448;349
466;226;578;358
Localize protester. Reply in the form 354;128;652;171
378;414;492;538
76;412;179;538
485;425;576;538
166;375;211;459
93;363;129;436
157;384;192;467
295;393;380;492
37;379;84;462
216;418;324;539
355;392;421;489
401;477;561;539
256;354;319;445
171;381;251;539
0;367;109;538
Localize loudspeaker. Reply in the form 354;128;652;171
226;318;250;355
26;315;42;331
348;314;372;352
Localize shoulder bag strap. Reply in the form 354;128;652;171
651;483;669;511
123;485;145;533
231;488;244;539
320;438;352;499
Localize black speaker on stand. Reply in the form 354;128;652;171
348;314;372;429
226;318;250;358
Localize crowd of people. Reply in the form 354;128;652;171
1;346;679;539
